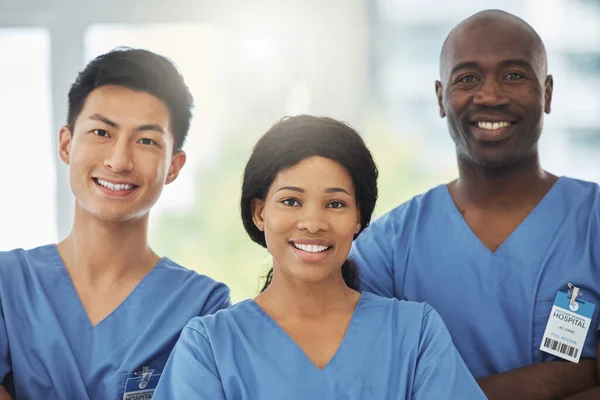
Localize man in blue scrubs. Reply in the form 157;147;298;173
350;10;600;399
0;48;230;399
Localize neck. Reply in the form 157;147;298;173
452;155;557;210
57;204;159;284
257;268;359;319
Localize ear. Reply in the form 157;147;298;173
59;125;73;165
435;81;445;118
251;199;265;232
354;210;361;234
165;150;187;185
544;75;553;114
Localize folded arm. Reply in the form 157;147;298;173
477;359;597;399
0;385;12;400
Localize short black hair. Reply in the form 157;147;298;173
241;115;379;291
67;47;193;153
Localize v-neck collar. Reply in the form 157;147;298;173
249;294;364;373
49;244;165;330
441;177;566;257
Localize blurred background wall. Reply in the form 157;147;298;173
1;0;599;302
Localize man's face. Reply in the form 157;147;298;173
436;17;553;169
59;85;186;222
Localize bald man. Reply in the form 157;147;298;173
351;10;600;399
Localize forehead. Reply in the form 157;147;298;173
271;156;354;191
442;19;545;77
77;85;171;128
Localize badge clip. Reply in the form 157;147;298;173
137;366;154;390
568;282;581;311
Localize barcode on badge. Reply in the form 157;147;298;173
543;337;579;358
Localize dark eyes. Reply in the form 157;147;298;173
138;138;157;146
280;199;347;208
90;130;157;146
282;198;301;207
457;75;477;84
505;72;524;80
455;72;524;84
92;129;110;137
327;201;346;209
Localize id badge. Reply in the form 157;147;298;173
122;367;161;400
540;285;596;363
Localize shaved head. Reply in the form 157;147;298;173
434;9;554;171
440;10;548;82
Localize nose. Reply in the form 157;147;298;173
104;139;134;172
473;77;509;107
296;206;330;234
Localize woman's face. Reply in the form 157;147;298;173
252;156;361;286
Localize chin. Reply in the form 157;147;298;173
289;266;339;284
82;204;149;223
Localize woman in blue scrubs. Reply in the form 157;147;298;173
154;115;485;399
0;48;230;399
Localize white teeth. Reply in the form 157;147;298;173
293;243;329;253
96;179;135;191
477;121;511;130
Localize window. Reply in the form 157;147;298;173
0;28;56;251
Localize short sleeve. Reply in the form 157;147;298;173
153;320;226;399
412;306;486;400
199;282;231;317
350;213;398;298
0;300;10;382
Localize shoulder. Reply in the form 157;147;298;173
557;177;599;204
186;300;255;341
360;292;431;323
559;176;599;192
555;177;600;220
157;258;230;295
0;244;57;279
364;184;447;233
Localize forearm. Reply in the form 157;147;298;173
563;387;600;400
477;360;597;399
0;385;12;400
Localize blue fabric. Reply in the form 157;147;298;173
0;244;231;399
154;292;485;399
350;177;600;379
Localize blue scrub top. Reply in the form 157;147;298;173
153;292;486;399
350;177;600;379
0;244;231;399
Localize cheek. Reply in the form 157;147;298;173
334;218;361;247
68;149;94;178
138;155;169;183
445;89;469;110
262;213;292;247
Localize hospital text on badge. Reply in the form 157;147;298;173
124;390;154;400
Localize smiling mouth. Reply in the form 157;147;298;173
291;242;332;253
92;178;139;192
471;121;514;130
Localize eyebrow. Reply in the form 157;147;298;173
325;187;351;196
450;58;534;76
88;113;165;134
498;59;535;70
275;186;351;196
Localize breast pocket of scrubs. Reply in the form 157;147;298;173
532;301;555;363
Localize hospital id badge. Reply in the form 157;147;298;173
540;288;595;363
122;367;161;400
